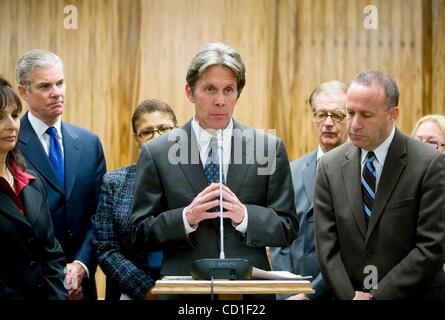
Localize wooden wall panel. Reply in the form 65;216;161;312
432;0;445;115
272;0;428;160
1;0;444;167
1;0;444;301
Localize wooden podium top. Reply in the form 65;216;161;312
150;278;314;299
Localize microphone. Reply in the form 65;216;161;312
191;129;252;280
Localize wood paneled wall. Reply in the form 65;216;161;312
1;0;444;166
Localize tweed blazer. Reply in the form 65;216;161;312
95;164;157;300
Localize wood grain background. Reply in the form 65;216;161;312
1;0;444;167
1;0;444;298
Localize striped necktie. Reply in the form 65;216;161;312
361;151;376;223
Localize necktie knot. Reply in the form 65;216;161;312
46;126;57;137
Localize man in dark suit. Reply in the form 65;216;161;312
130;43;298;281
315;70;445;300
270;80;348;300
16;49;106;300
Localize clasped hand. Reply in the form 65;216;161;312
185;183;245;226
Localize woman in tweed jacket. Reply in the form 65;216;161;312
95;99;177;300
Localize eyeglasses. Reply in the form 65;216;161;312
422;140;445;150
313;110;346;123
137;126;174;140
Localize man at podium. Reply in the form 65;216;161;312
129;42;298;289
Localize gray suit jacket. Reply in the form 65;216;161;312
270;149;328;299
130;119;298;276
315;129;445;299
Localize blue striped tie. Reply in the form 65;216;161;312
361;151;376;223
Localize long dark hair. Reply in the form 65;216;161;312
0;75;26;170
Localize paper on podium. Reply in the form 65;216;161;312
251;267;312;280
161;269;312;281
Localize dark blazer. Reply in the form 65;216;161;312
18;112;106;299
270;149;328;299
130;119;298;276
315;129;445;299
95;164;157;300
0;172;67;300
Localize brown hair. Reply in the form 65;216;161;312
0;75;26;170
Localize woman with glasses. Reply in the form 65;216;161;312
95;99;178;300
0;76;67;300
411;114;445;153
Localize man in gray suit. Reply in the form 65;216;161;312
130;43;298;281
270;80;348;300
315;70;445;300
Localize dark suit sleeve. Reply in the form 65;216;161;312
370;152;445;299
75;136;107;272
314;157;355;299
0;278;23;300
33;176;68;300
244;140;298;247
130;143;190;250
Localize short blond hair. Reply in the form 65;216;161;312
411;114;445;138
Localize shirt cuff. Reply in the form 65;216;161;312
74;260;90;279
233;205;248;233
182;208;198;235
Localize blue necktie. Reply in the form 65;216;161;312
204;136;225;185
46;127;65;187
361;151;376;223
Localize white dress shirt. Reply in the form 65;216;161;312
27;112;64;155
360;126;396;189
182;118;248;235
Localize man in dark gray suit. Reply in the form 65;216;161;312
270;80;348;300
130;43;298;282
315;70;445;300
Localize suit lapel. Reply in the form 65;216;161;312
19;113;64;194
177;121;208;195
226;120;249;195
21;182;43;227
342;144;367;239
302;150;317;212
367;129;406;236
62;122;81;199
0;192;32;228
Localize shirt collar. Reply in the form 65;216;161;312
4;163;35;195
361;126;396;166
28;111;63;139
191;117;233;147
316;145;325;162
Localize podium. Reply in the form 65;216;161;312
150;278;314;300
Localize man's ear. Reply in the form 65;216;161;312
389;106;399;123
185;83;194;103
18;84;29;101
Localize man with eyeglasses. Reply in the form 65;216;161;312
270;80;348;300
314;70;445;300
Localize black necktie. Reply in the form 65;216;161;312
361;151;376;222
